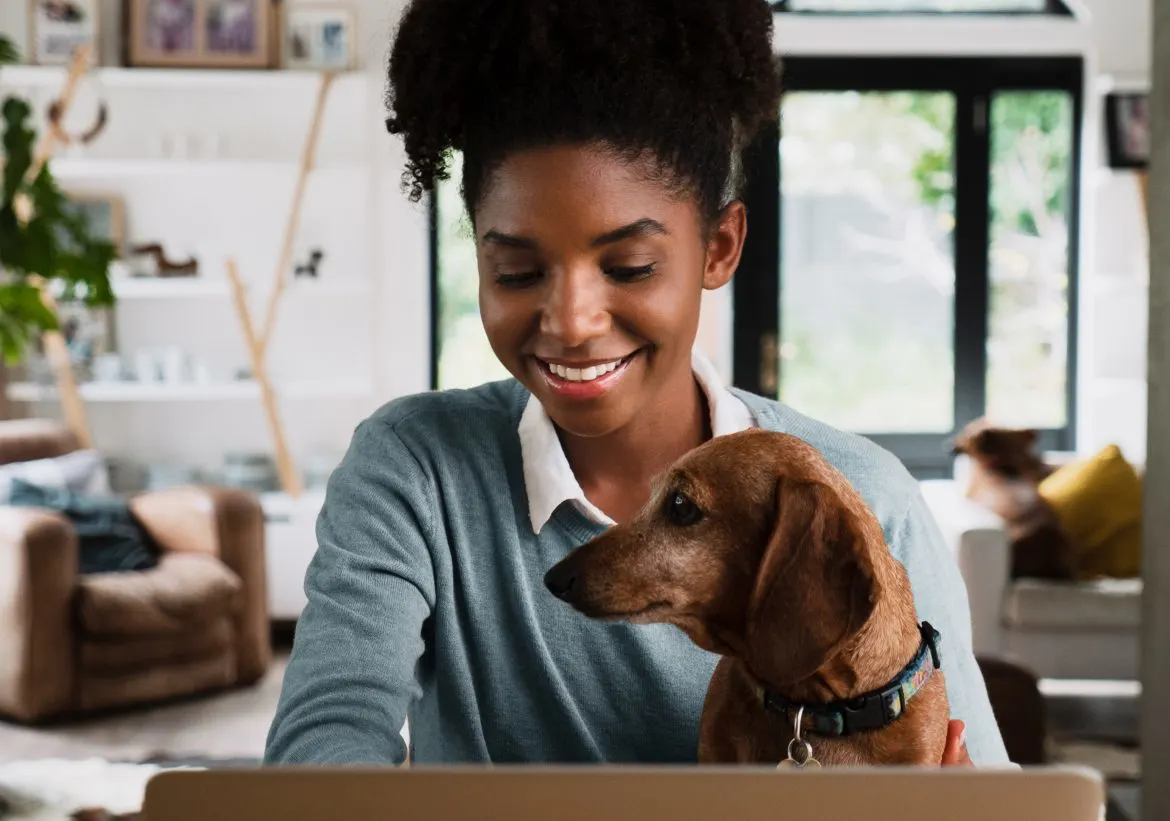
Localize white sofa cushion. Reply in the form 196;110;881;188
1003;578;1142;631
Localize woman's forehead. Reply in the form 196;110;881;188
475;145;700;246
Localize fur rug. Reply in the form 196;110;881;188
0;759;200;821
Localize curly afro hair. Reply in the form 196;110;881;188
385;0;782;227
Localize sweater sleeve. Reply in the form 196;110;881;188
264;417;438;765
890;481;1012;767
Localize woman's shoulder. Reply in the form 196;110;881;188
357;378;527;461
731;388;919;524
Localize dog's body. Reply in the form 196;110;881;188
544;429;949;767
952;419;1073;580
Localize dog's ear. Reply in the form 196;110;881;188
744;478;879;687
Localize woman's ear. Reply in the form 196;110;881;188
744;478;878;688
703;201;747;291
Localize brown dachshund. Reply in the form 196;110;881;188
544;429;949;766
951;418;1073;580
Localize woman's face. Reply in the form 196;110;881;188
474;143;746;438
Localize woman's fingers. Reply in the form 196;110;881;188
941;719;973;766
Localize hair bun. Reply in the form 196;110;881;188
386;0;781;219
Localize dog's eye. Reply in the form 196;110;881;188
666;492;703;526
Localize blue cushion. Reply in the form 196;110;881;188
7;479;159;575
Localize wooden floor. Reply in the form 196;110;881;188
0;654;287;765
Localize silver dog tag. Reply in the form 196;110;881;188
777;739;821;770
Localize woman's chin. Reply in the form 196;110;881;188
545;402;634;440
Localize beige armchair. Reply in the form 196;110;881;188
0;419;271;724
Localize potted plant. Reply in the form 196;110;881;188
0;33;115;367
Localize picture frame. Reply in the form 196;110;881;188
284;4;356;71
28;0;101;66
47;192;125;375
61;192;126;257
1104;92;1150;170
125;0;278;69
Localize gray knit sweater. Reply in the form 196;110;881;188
264;380;1009;766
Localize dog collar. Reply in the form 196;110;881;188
760;622;943;738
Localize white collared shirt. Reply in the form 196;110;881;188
518;349;756;533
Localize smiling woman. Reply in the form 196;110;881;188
264;0;1009;769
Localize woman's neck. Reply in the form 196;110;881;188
559;366;711;523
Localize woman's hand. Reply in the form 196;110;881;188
941;719;972;765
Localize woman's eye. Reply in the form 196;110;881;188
494;271;542;289
666;491;703;526
605;264;656;283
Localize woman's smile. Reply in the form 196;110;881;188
533;350;645;401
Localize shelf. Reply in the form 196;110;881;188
110;276;371;299
51;158;367;178
7;379;374;402
0;65;365;91
111;276;230;298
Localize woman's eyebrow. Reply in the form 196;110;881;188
481;229;538;249
589;218;669;247
480;217;669;251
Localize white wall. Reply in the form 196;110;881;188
1078;0;1153;464
0;0;1154;478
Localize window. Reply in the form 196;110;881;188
735;57;1082;476
774;0;1073;13
431;152;511;390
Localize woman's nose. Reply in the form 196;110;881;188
539;270;610;348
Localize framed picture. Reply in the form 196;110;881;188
1105;92;1150;170
61;192;126;257
46;192;125;374
29;0;100;66
125;0;277;68
284;4;356;71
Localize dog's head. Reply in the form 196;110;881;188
543;429;883;688
951;418;1040;480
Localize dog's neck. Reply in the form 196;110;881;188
753;594;924;706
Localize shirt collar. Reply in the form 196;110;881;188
518;348;756;534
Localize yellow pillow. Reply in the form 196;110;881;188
1037;444;1143;579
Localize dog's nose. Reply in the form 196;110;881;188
544;562;577;601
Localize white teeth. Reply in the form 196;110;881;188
548;358;624;382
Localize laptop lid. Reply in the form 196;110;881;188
143;765;1105;821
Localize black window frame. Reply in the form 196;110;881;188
771;0;1076;15
734;56;1084;477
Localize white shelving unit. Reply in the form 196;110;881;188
2;64;382;493
51;158;368;178
109;274;372;300
6;379;374;403
0;65;346;91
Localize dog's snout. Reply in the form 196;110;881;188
544;561;577;601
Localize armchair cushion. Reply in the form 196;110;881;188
0;449;108;500
1003;577;1142;631
77;552;243;637
6;479;158;575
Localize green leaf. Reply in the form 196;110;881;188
0;34;18;66
2;97;35;205
0;84;118;364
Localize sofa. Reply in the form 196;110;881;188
0;419;271;724
920;472;1141;682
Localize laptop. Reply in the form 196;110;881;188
142;765;1105;821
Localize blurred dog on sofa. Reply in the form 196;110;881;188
951;418;1074;580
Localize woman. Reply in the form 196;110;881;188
265;0;1008;767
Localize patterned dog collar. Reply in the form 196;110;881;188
761;622;943;738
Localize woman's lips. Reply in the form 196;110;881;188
535;352;639;401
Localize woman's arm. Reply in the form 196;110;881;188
891;484;1011;766
264;418;438;765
